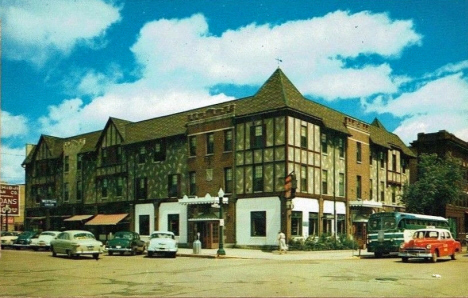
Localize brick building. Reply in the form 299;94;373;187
22;69;414;247
410;130;468;239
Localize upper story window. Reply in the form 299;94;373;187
322;170;328;195
338;138;345;158
117;177;123;197
339;173;345;197
300;125;308;148
253;165;264;192
102;146;123;166
189;172;196;196
224;167;233;194
136;177;147;200
356;175;362;199
321;133;328;154
300;165;307;192
250;125;265;149
76;181;82;201
189;136;197;156
63;183;69;202
154;139;166;162
356;142;362;163
392;154;397;172
224;130;233;152
101;178;108;198
138;146;146;164
64;156;69;172
380;152;386;168
77;155;82;170
206;133;214;155
168;174;180;198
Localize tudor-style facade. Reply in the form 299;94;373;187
22;68;414;247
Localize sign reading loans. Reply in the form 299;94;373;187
0;184;20;216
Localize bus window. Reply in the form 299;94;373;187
368;219;379;231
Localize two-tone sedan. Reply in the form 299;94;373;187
0;231;20;249
30;231;61;251
147;231;178;258
107;231;146;256
399;228;461;263
50;230;104;260
13;231;40;250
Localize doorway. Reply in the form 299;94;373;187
195;221;219;249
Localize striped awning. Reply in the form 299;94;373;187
85;214;128;226
188;213;220;222
64;215;94;222
349;200;383;208
179;194;228;205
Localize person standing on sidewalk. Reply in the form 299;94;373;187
278;231;287;254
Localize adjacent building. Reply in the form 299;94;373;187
22;69;414;247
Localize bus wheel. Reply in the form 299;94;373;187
431;251;438;263
375;252;383;258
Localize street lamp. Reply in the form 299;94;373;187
4;204;11;232
217;188;226;256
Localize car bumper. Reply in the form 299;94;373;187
74;250;103;255
148;248;177;253
398;251;432;258
107;247;133;253
13;244;31;248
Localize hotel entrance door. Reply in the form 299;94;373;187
195;221;219;249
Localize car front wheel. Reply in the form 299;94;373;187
431;251;438;263
93;253;99;260
51;246;57;257
451;250;457;260
402;257;408;263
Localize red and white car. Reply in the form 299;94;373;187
399;228;461;263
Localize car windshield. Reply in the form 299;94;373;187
413;230;439;239
151;233;173;239
114;232;133;240
73;233;95;240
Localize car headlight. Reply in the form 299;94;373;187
400;243;405;249
426;244;431;249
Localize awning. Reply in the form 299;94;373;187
64;215;94;222
188;213;219;222
85;214;128;226
349;200;383;208
179;194;228;205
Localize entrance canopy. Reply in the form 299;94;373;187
84;214;128;226
179;194;228;205
64;215;93;222
349;200;383;208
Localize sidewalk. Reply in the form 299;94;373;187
177;247;373;260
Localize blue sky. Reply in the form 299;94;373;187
1;0;467;185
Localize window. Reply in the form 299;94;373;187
253;165;264;192
291;211;302;236
251;211;266;236
168;174;180;197
300;165;307;192
63;183;69;202
380;152;385;168
76;181;82;201
77;155;82;170
321;133;327;153
392;154;397;171
392;186;396;203
338;138;344;158
101;146;122;166
369;179;373;200
224;130;233;152
189;136;197;156
300;125;307;148
168;214;179;236
322;170;328;195
356;175;362;199
369;152;373;165
224;168;233;194
138;146;146;164
380;181;385;202
64;156;69;172
154;139;166;162
356;142;362;163
339;173;345;196
309;213;319;236
101;178;108;198
250;125;265;149
139;215;150;236
206;133;214;155
117;177;123;197
136;177;147;200
189;172;196;196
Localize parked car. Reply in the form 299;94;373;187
399;228;461;263
30;231;61;251
13;231;40;250
1;231;20;249
50;230;104;260
147;231;178;258
107;231;146;256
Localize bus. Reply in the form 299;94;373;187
366;212;450;258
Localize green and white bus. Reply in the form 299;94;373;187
367;212;450;258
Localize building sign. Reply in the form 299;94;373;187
0;184;20;217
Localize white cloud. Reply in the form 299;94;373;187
0;145;26;184
365;72;468;143
1;111;29;138
36;11;423;137
1;0;121;66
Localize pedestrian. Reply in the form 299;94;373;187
278;231;287;254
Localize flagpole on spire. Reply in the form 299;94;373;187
275;58;283;68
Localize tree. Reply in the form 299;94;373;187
402;153;466;216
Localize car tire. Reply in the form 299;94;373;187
51;246;57;257
431;251;438;263
402;257;408;263
171;252;177;258
374;252;383;258
131;247;136;256
451;251;456;260
33;247;38;251
108;251;113;256
93;253;99;260
148;251;153;257
67;250;74;258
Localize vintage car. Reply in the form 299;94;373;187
30;231;61;251
399;228;461;263
13;231;40;250
50;230;104;260
147;231;178;258
0;231;20;249
107;231;146;256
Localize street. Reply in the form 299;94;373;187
1;248;467;297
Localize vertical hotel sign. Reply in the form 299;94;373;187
0;184;20;216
